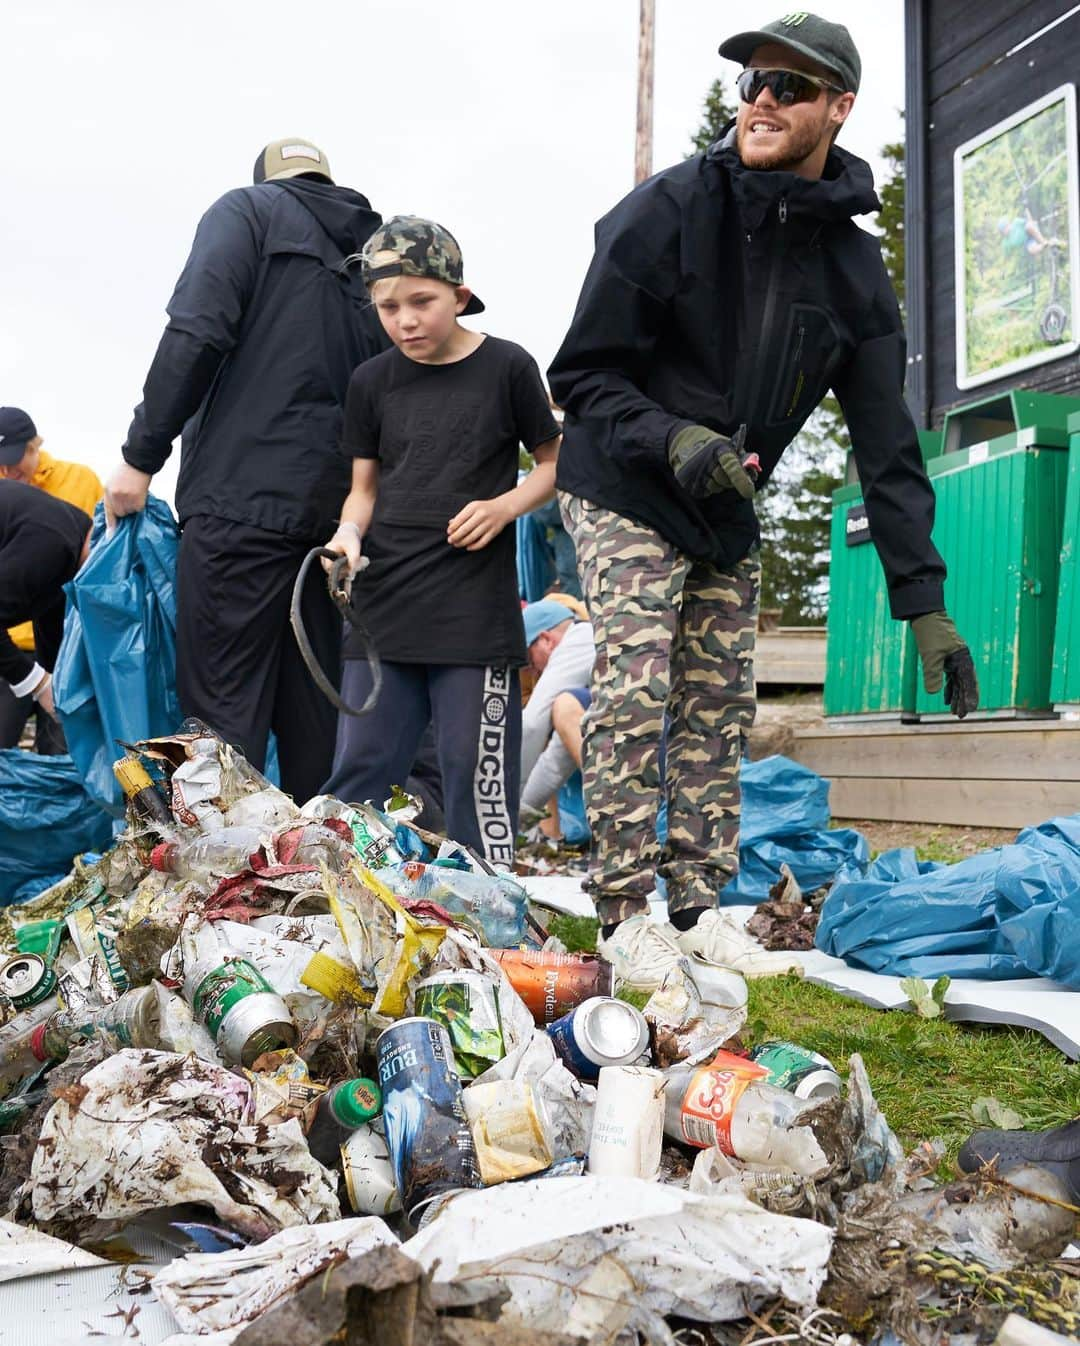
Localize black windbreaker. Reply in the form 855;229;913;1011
0;480;89;685
123;179;388;540
549;133;946;620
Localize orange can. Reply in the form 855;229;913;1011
493;950;613;1025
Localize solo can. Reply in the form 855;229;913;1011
748;1040;842;1100
547;996;649;1081
376;1016;482;1223
188;957;296;1067
493;949;613;1025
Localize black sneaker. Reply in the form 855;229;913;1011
957;1117;1080;1202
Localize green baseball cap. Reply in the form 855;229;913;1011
719;12;861;95
359;214;485;315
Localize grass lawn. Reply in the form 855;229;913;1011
548;913;1080;1172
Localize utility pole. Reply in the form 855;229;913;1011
634;0;655;184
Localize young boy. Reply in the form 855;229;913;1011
323;216;561;866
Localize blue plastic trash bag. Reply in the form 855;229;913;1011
817;843;1031;981
996;817;1080;985
719;755;869;902
516;512;552;602
817;813;1080;986
557;771;590;846
0;750;112;906
53;497;182;815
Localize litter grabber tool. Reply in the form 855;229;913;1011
291;547;382;716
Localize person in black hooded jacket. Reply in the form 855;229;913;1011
106;139;386;802
548;15;978;939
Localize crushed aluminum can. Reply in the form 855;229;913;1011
341;1119;401;1216
748;1040;842;1100
547;996;650;1081
0;954;58;1011
462;1079;554;1184
187;956;297;1068
67;906;130;993
376;1016;482;1224
414;969;504;1077
588;1065;665;1180
493;949;613;1025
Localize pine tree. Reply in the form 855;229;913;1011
878;136;905;315
688;79;736;155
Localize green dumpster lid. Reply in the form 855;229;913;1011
927;425;1068;476
942;391;1080;455
1068;409;1080;437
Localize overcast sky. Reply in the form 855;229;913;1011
4;1;904;503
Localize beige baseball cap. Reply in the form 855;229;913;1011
253;138;333;185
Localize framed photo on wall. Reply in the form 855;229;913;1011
954;83;1079;390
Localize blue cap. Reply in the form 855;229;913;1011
0;407;37;467
523;599;574;648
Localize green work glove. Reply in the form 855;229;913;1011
668;424;757;500
911;612;979;719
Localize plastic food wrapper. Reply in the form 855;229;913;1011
464;1080;555;1184
475;1030;595;1161
429;925;536;1056
817;817;1080;987
151;1217;398;1337
29;1048;340;1240
643;957;747;1066
402;1175;834;1337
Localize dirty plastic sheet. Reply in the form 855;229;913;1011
151;1218;397;1337
403;1174;833;1338
0;1219;106;1283
30;1049;340;1240
53;497;183;815
817;816;1080;987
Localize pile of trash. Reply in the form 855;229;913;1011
0;721;1077;1346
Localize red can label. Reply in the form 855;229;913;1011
679;1049;769;1153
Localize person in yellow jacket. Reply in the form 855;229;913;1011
0;406;102;752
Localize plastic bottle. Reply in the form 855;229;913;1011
662;1051;830;1177
150;826;265;879
38;985;165;1059
305;1077;382;1167
379;861;528;947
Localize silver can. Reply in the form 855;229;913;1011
0;953;58;1010
341;1120;401;1216
547;996;651;1081
187;956;296;1067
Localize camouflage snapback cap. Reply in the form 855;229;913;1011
360;215;485;315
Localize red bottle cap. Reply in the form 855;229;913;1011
149;841;177;872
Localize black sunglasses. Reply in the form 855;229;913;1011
737;67;844;107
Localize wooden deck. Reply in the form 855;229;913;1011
791;717;1080;828
755;627;826;686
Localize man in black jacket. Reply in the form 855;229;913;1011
106;139;386;802
0;480;91;738
548;14;977;937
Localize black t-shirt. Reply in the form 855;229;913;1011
341;335;560;665
0;479;90;683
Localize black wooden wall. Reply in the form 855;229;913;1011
904;0;1080;427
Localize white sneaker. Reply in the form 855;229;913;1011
596;915;684;992
676;910;804;979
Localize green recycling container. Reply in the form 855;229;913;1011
915;424;1069;718
1050;410;1080;710
823;482;918;717
826;430;939;717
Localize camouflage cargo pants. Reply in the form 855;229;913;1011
559;492;760;928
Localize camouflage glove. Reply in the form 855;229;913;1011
911;612;979;719
668;424;757;500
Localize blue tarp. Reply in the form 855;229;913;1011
0;750;112;906
816;814;1080;987
53;498;183;815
